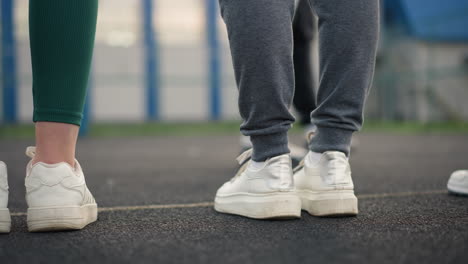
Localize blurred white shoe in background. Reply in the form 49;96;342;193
448;170;468;196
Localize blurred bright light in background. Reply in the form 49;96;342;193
106;31;136;48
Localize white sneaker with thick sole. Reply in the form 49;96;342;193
294;151;358;216
214;149;301;219
448;170;468;196
0;161;11;233
25;147;97;232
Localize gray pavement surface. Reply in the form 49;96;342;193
0;133;467;263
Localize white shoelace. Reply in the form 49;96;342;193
229;149;253;182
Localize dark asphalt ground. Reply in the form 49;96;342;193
0;133;467;263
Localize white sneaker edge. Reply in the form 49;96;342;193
0;208;11;233
214;193;301;219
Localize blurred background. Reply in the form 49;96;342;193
1;0;468;135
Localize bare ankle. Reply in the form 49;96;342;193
33;122;79;167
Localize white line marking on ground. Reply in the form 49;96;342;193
357;189;447;199
98;202;214;213
10;189;448;217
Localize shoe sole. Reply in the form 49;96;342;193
298;190;358;217
27;204;97;232
447;183;468;196
0;208;11;233
214;192;301;219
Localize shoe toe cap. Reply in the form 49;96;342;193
216;180;235;195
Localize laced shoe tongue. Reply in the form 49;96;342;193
26;146;37;159
293;159;305;173
236;148;253;165
230;149;253;182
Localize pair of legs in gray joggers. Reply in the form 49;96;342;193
214;0;379;219
221;0;379;161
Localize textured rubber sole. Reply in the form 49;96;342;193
214;192;301;219
0;208;11;233
298;190;358;217
27;204;97;232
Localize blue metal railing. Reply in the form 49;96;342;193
1;0;17;123
206;0;222;120
142;0;160;121
1;0;223;127
79;68;93;137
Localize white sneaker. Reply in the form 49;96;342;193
25;147;98;232
448;170;468;196
214;149;301;219
0;162;11;233
294;151;358;216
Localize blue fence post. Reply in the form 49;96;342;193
1;0;17;124
206;0;222;120
79;70;92;137
142;0;159;121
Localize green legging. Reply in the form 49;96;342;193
29;0;98;126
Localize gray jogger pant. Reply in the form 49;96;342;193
219;0;379;161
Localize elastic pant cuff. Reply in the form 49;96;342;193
250;131;289;162
33;108;82;126
309;126;353;156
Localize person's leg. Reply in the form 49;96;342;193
25;0;98;232
294;0;379;217
308;0;379;155
238;2;315;166
214;0;301;219
33;123;79;166
29;0;98;166
293;0;318;126
219;0;296;162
